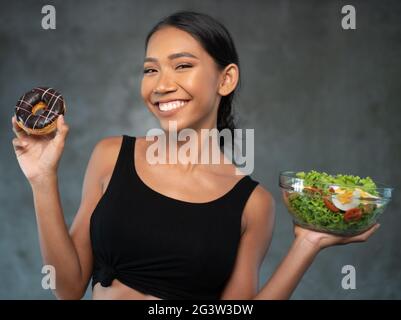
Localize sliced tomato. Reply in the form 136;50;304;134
344;208;363;222
323;196;340;212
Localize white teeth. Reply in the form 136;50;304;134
158;100;188;111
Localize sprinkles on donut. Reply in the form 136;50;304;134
14;87;66;135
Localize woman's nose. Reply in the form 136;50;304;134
152;72;177;94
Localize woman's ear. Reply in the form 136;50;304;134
218;63;239;96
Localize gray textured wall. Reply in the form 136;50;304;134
1;0;400;299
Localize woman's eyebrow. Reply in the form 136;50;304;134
144;52;199;63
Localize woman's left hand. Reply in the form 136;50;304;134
294;223;381;250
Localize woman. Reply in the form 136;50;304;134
11;11;379;300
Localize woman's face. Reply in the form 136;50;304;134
141;26;224;133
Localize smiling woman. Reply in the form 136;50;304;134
87;11;264;300
11;10;380;301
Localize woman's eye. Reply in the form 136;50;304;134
176;64;192;70
143;68;156;74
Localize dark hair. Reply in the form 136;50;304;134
144;11;240;147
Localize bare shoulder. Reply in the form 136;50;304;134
91;136;124;183
93;136;123;160
248;184;275;210
243;183;276;232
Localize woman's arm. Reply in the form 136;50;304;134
12;115;111;299
12;115;83;299
253;224;380;300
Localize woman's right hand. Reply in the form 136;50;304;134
11;114;69;184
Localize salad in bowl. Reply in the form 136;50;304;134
279;170;393;236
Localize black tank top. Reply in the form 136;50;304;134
90;135;259;299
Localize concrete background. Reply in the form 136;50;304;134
0;0;400;299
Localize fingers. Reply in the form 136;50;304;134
344;223;380;244
12;137;28;156
11;115;28;138
54;115;69;145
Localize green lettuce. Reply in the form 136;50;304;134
296;170;379;196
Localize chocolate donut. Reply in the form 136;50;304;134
14;87;66;135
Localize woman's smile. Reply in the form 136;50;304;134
154;99;190;116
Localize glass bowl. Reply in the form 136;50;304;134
279;171;393;236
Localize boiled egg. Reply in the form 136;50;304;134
330;186;361;211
